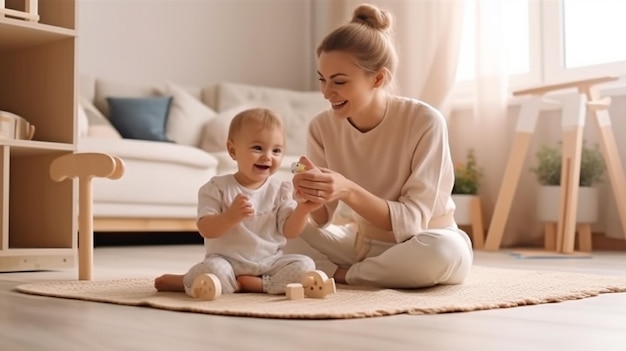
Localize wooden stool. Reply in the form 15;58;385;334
483;76;626;255
543;223;592;252
50;152;125;280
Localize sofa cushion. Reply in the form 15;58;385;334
216;82;328;155
201;85;220;111
95;78;160;117
79;137;218;169
79;96;122;139
107;96;173;142
79;137;217;209
159;81;217;147
77;102;89;138
199;103;256;153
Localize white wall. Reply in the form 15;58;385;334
78;0;314;90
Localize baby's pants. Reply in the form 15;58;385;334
182;253;314;296
283;223;474;288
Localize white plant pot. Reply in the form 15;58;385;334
536;185;599;223
452;194;476;225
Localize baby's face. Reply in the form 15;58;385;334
231;124;285;188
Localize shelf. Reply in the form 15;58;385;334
0;18;76;51
0;0;78;274
0;139;75;155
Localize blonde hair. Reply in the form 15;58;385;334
227;107;284;141
317;3;398;89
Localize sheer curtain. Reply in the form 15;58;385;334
466;0;534;246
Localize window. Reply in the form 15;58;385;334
562;0;626;68
455;0;530;82
456;0;626;90
544;0;626;84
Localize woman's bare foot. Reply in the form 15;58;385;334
236;275;263;293
333;267;348;284
154;274;185;292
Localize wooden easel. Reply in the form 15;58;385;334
483;76;626;256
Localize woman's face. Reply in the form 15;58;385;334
317;51;379;120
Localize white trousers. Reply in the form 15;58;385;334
183;253;315;295
284;222;474;288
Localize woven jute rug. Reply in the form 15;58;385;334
15;266;626;320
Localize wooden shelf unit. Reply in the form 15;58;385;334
0;0;78;271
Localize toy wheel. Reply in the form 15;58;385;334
191;273;222;300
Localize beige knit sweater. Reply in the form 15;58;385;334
307;95;456;244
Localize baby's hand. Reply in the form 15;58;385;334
226;194;254;221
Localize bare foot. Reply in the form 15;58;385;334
236;275;263;293
154;274;185;292
333;267;348;284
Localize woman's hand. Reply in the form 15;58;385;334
292;156;350;204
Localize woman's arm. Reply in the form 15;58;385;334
295;169;392;231
341;180;392;231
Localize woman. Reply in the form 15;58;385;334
288;3;473;288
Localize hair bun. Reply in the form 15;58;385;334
352;3;392;31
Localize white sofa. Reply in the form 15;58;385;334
77;75;328;232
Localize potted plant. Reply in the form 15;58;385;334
452;149;483;225
530;141;606;223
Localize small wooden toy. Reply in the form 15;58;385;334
291;161;307;174
286;270;336;300
285;283;305;300
191;273;222;301
302;270;336;298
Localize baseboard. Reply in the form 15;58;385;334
524;232;626;251
591;233;626;251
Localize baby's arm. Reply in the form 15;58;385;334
197;193;253;238
282;205;314;239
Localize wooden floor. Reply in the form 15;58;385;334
1;244;626;351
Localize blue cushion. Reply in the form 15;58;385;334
107;96;173;142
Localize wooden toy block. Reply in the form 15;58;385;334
191;274;222;301
50;152;125;280
0;0;39;22
301;270;336;298
286;283;304;300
